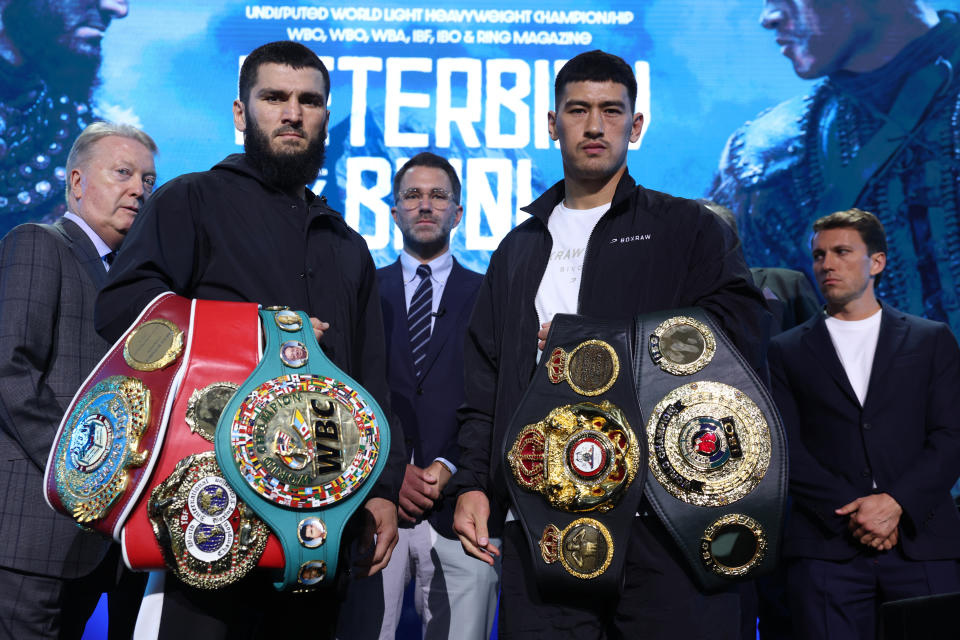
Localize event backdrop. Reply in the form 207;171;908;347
2;2;957;638
6;1;960;298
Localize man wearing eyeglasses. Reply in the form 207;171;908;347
337;152;497;640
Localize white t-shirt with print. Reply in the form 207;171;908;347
535;200;610;328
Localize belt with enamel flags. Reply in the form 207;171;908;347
503;308;786;596
45;295;389;592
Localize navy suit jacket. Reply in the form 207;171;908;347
378;257;482;539
0;219;112;578
770;305;960;561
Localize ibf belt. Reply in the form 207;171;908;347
44;293;191;540
214;308;390;591
502;314;646;598
122;299;283;587
636;308;786;590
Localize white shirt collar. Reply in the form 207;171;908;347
399;249;453;286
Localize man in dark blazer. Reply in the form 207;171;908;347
0;122;156;638
769;208;960;640
337;153;497;640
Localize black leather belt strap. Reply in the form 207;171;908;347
501;313;647;599
634;308;787;591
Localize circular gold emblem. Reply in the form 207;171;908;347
507;401;639;513
275;310;303;332
54;376;151;523
648;316;716;375
185;382;239;443
700;514;767;578
546;340;619;396
123;318;184;372
646;381;770;507
558;518;614;579
231;375;382;509
147;453;269;590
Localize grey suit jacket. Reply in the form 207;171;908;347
0;218;112;578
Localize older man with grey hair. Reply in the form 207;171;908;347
0;121;156;639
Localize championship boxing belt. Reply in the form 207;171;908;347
502;314;646;598
44;292;191;540
214;307;390;591
635;308;787;591
122;299;284;589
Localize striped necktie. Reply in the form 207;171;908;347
408;264;433;377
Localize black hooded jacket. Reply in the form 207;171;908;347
449;172;770;533
96;153;404;502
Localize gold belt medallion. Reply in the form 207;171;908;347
546;340;619;396
539;518;614;579
148;452;269;589
648;316;716;376
54;376;151;522
123;318;184;372
185;382;239;443
508;401;640;512
646;381;770;507
700;513;767;578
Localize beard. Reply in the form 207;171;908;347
3;0;108;100
243;114;326;195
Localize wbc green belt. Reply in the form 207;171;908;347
214;307;390;591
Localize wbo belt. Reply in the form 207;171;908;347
124;299;284;589
214;307;391;591
502;314;646;598
636;308;786;591
44;293;191;541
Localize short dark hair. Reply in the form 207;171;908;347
813;208;887;284
555;50;637;112
392;152;461;204
239;41;329;105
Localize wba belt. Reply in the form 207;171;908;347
214;307;391;591
636;308;786;591
123;299;284;589
502;314;646;598
44;293;190;541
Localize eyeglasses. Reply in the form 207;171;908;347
398;188;456;211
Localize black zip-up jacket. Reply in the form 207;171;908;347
95;153;404;503
450;172;770;534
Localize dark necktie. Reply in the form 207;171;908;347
103;251;116;270
408;264;433;377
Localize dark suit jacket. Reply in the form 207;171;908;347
378;257;482;539
0;218;112;578
751;267;820;335
769;305;960;561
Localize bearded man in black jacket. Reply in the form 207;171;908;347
449;49;770;639
95;41;403;639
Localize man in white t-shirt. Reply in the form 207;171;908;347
769;208;960;640
448;49;770;639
